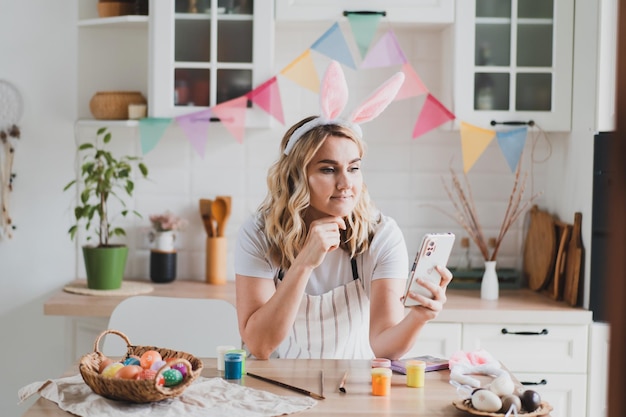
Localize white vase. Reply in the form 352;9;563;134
149;230;176;252
481;260;499;300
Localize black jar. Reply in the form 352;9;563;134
150;250;177;283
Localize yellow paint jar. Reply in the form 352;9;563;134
371;367;392;396
406;360;425;388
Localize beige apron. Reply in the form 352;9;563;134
275;258;374;359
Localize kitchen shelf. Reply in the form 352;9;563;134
78;15;149;29
76;119;139;127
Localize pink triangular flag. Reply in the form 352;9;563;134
412;93;455;139
211;96;248;144
395;63;429;101
247;76;285;124
361;30;407;68
175;109;212;157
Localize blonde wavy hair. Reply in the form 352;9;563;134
259;116;379;271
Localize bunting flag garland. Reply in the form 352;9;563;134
460;122;496;173
246;76;285;124
412;93;455;139
139;118;172;155
395;62;429;101
210;96;249;144
280;49;320;94
346;13;383;59
496;127;528;173
175;109;212;157
361;30;407;68
311;22;357;69
136;18;529;177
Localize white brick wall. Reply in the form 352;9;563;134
78;26;558;282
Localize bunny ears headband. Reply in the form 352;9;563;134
283;61;405;155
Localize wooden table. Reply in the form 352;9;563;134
22;358;475;416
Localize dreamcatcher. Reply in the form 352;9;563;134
0;79;22;239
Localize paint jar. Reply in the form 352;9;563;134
227;349;247;375
371;358;391;368
406;360;426;388
224;352;243;380
371;367;392;396
216;345;236;371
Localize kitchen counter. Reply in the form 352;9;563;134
44;279;592;325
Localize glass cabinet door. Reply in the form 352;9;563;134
173;0;254;109
453;0;573;131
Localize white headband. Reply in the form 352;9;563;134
283;61;404;155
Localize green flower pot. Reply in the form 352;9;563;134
82;245;128;290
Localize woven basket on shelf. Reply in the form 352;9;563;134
79;329;203;403
89;91;147;120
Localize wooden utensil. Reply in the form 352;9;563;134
523;205;557;291
213;196;231;237
199;199;216;237
563;212;584;306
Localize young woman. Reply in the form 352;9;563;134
234;62;452;360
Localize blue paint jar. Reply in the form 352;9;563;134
224;352;243;380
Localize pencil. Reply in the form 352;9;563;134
246;371;325;400
320;370;324;398
338;370;348;393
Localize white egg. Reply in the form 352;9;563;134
471;388;503;412
489;373;515;396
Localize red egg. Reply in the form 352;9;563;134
115;365;143;380
140;350;162;369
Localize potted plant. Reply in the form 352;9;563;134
64;127;148;289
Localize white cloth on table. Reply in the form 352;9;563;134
19;374;317;417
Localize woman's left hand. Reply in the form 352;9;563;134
405;265;453;319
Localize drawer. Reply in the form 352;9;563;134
462;324;588;373
515;372;587;417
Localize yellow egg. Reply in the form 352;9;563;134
101;362;124;378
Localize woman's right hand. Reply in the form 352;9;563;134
297;216;346;269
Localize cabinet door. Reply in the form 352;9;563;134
275;0;454;24
453;0;573;131
150;0;273;125
402;322;461;359
461;323;588;373
515;372;587;417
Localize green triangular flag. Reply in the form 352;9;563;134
347;13;383;59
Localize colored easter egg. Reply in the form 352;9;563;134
123;356;141;366
150;360;167;371
140;350;162;369
170;362;188;378
138;369;164;386
98;357;114;374
101;362;124;378
115;365;142;380
162;369;183;387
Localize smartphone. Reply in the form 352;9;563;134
403;233;456;307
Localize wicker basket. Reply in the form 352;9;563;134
79;329;203;403
89;91;147;120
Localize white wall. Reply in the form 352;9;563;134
2;2;595;417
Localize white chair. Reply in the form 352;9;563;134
102;296;241;358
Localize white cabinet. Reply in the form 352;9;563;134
76;0;273;124
462;323;588;417
402;322;462;359
453;0;574;131
275;0;454;25
150;0;274;125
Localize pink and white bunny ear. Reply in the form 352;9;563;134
349;72;405;124
319;61;349;120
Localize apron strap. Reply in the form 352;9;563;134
277;257;359;281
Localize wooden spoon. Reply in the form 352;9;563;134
212;196;231;237
199;199;216;237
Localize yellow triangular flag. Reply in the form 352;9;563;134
460;122;496;173
280;49;320;94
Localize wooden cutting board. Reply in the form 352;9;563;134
523;205;557;291
563;212;584;306
545;221;571;300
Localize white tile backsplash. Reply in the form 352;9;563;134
79;26;555;282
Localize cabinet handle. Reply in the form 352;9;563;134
343;10;386;16
490;120;535;126
501;328;548;336
521;379;548;386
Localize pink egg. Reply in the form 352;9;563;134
170;362;188;378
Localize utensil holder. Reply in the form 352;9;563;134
206;237;227;285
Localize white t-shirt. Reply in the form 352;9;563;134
234;213;409;296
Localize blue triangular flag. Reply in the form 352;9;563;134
496;127;527;172
139;118;172;155
311;22;356;69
